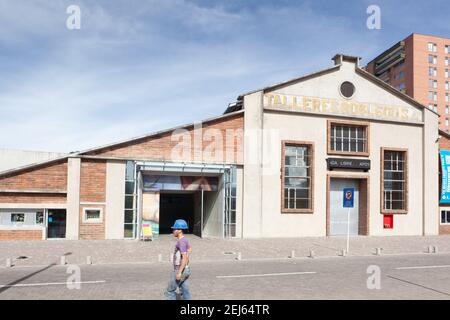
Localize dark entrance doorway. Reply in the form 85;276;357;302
47;209;66;239
159;193;195;234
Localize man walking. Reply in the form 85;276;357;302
164;219;192;300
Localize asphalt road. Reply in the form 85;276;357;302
0;253;449;300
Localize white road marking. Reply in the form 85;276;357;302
0;280;106;288
395;265;450;270
216;271;316;279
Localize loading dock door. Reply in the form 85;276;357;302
330;179;359;236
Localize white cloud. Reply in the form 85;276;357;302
0;0;442;152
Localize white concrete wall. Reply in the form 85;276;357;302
0;149;65;173
105;161;126;239
235;166;244;238
422;110;439;235
202;177;224;238
241;58;438;237
66;157;80;240
242;92;264;238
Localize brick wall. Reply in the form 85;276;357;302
79;205;105;240
0;193;66;204
84;113;244;164
80;160;107;203
79;160;107;239
440;133;450;150
440;225;450;235
0;229;42;240
0;161;67;191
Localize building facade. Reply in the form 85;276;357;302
366;33;450;132
0;54;441;240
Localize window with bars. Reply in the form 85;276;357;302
282;142;313;212
329;122;368;155
441;210;450;224
382;150;407;212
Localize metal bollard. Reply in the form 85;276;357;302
60;256;66;265
434;246;438;254
236;252;242;261
158;254;163;262
309;250;315;258
6;258;12;268
375;248;383;256
427;245;433;254
340;249;347;257
86;256;92;265
289;250;295;258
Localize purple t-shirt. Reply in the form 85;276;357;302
173;237;190;270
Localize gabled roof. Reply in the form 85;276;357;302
0;110;244;178
236;53;438;117
236;64;341;101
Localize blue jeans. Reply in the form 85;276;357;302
164;270;191;300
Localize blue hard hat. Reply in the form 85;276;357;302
171;219;188;230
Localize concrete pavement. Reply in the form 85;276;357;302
0;253;449;299
1;235;450;268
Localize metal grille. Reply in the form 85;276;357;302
224;166;237;238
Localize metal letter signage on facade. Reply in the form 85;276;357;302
327;158;371;171
440;150;450;204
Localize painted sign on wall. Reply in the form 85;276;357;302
143;175;218;192
142;192;160;239
263;93;423;123
440;150;450;204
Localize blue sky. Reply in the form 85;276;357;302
0;0;449;152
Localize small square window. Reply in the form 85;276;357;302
11;213;25;223
441;210;450;224
83;209;103;223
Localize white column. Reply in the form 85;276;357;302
242;91;264;238
105;160;126;239
422;110;439;235
66;157;80;240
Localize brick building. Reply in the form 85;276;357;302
0;54;444;240
366;33;450;132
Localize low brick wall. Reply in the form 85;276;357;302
440;225;450;235
0;229;43;240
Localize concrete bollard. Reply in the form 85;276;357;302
158;254;163;262
340;249;347;257
309;250;315;258
236;252;242;261
289;250;295;258
86;256;92;265
6;258;12;268
434;246;438;254
375;248;383;256
60;256;66;265
427;245;433;254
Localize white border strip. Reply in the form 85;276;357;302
0;280;105;288
216;271;316;279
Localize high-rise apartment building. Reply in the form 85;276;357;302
366;33;450;131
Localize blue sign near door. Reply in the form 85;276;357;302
343;188;354;208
